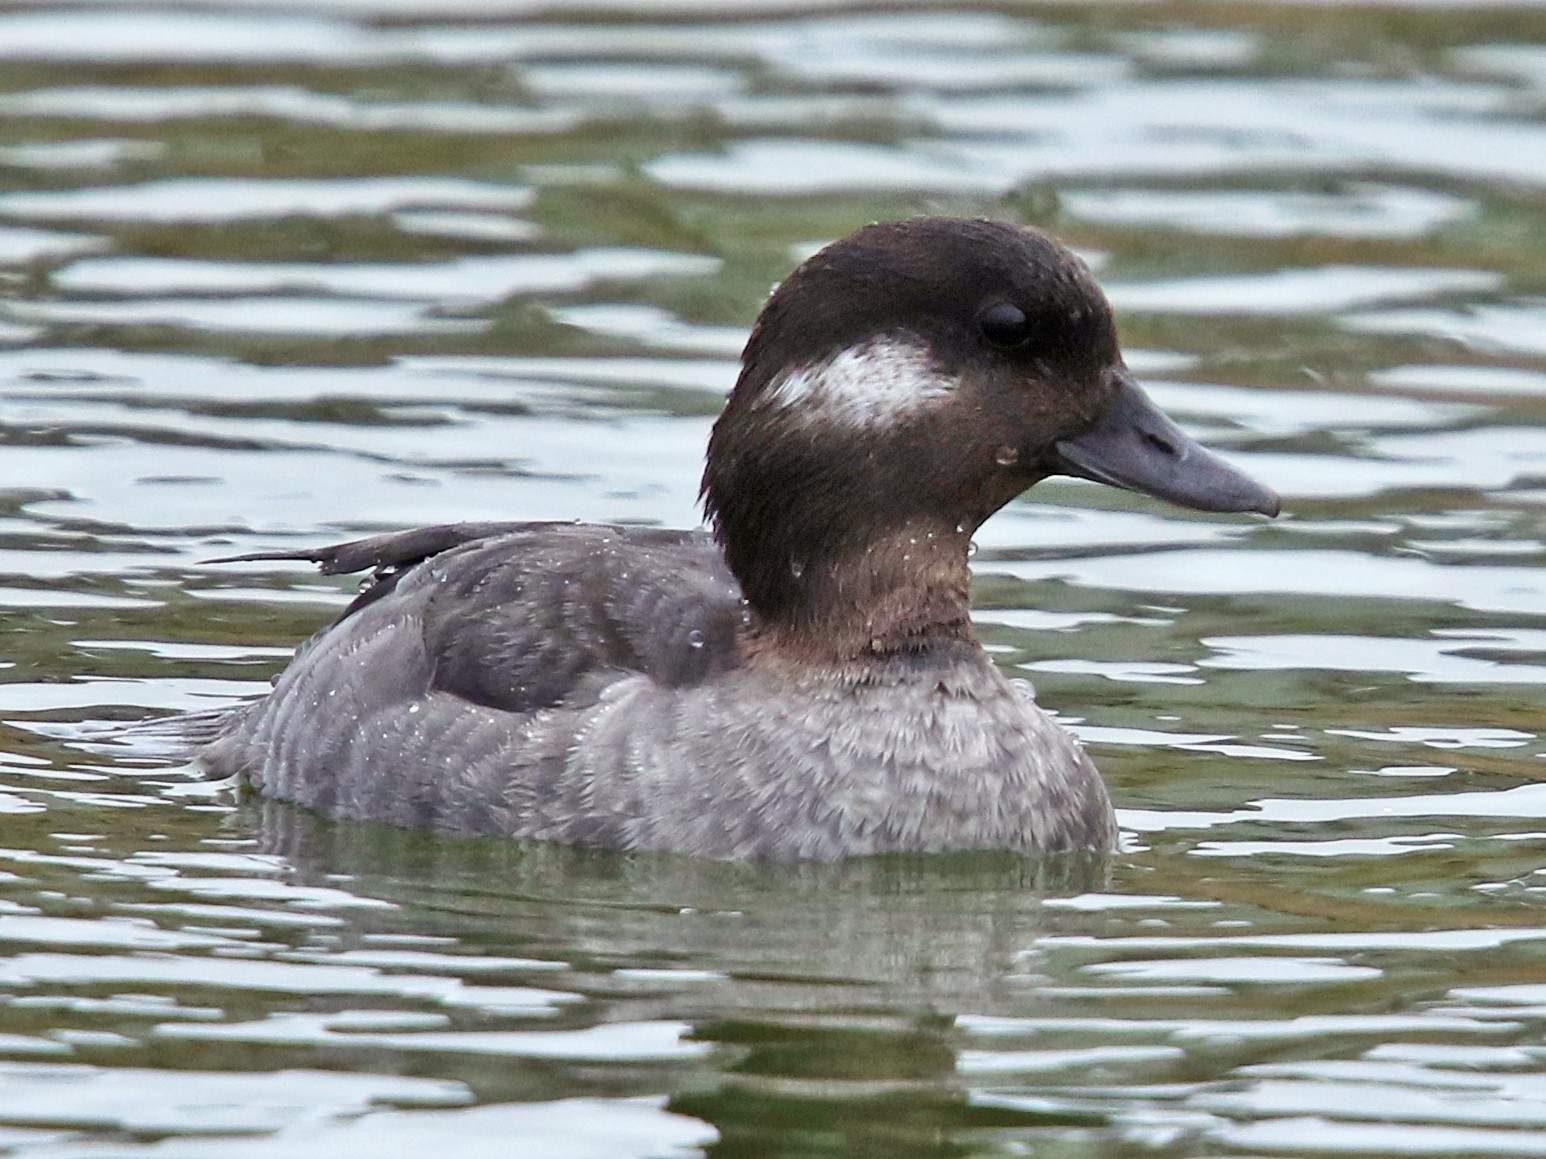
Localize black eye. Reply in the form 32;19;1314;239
977;302;1031;349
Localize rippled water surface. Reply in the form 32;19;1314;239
1;0;1546;1155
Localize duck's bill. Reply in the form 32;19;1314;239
1051;374;1280;517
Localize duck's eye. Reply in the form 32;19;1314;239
977;302;1031;349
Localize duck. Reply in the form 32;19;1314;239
195;217;1279;861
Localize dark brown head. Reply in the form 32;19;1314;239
701;217;1277;635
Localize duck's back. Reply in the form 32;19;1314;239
203;522;746;834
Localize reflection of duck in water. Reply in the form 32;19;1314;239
197;218;1278;859
245;799;1110;1156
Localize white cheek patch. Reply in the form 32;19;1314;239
762;340;955;428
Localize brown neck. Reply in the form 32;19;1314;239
740;519;978;664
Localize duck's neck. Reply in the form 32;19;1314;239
740;519;979;665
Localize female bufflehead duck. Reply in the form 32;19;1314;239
198;217;1278;860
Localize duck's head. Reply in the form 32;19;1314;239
702;217;1278;645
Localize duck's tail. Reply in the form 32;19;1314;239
59;703;248;763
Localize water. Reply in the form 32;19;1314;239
0;0;1543;1154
